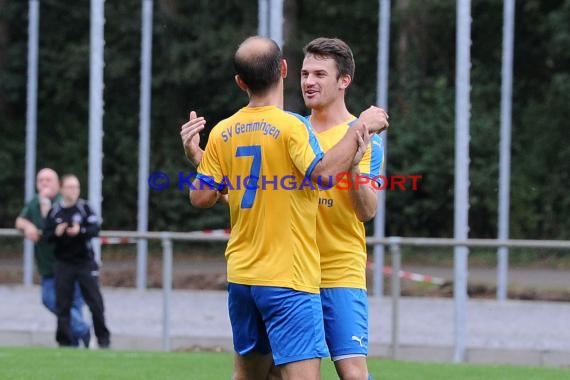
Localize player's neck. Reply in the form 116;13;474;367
247;83;284;109
310;100;351;133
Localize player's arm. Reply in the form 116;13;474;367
349;134;384;222
310;123;365;186
347;165;378;222
190;183;228;207
310;106;386;186
190;179;224;208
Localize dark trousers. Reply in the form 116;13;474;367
54;260;111;347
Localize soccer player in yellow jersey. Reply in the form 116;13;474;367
186;36;388;380
301;38;383;380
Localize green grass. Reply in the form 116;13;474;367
1;347;568;380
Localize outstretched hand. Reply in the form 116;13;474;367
180;111;206;167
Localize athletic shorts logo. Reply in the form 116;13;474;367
351;335;364;347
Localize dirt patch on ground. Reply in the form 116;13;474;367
393;280;570;302
2;257;569;302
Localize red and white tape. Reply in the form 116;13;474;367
367;262;446;285
383;267;446;285
200;228;231;236
100;237;137;245
99;230;449;286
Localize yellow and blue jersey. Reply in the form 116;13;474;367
314;117;384;289
197;106;324;293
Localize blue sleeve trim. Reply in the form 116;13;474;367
196;173;224;191
306;152;325;178
347;117;358;127
369;134;384;185
287;112;325;177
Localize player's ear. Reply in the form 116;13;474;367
280;58;288;79
339;74;351;90
235;75;249;92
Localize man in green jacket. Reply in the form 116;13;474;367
15;168;91;347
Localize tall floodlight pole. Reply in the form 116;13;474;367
453;0;472;363
137;0;154;291
23;0;40;286
258;0;282;48
497;0;515;302
269;0;284;48
258;0;269;36
373;0;392;298
88;0;105;264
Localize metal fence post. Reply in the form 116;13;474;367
161;233;173;351
136;0;154;292
23;240;34;286
390;239;401;359
24;0;40;288
453;245;469;362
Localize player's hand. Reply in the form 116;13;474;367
55;223;68;237
180;111;206;167
352;125;371;167
24;225;41;243
358;106;389;134
66;223;80;237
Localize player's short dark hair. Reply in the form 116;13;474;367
303;37;355;81
234;36;282;95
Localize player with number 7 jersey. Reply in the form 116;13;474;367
188;36;388;377
196;105;325;293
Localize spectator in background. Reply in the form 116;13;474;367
15;168;91;347
44;174;111;348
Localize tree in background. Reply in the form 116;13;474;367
0;0;567;241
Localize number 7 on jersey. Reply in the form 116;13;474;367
235;145;261;208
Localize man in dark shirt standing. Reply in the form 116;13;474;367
44;174;111;348
15;168;90;347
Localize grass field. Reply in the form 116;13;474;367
1;347;568;380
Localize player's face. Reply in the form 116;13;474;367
36;169;59;199
61;177;80;204
301;54;345;111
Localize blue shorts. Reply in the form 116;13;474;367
320;287;369;360
228;283;329;365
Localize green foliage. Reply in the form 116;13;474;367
0;0;567;240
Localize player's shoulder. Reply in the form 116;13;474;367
282;111;311;132
284;111;308;123
204;115;234;143
209;115;233;133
